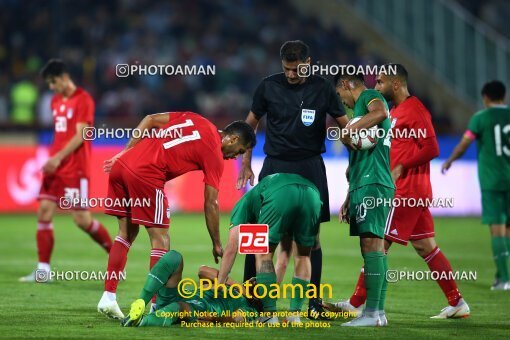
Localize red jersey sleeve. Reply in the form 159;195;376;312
400;100;439;169
199;146;224;190
75;92;94;125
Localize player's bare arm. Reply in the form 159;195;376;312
340;190;350;223
348;99;388;131
42;122;88;174
236;111;259;189
218;225;239;283
441;135;474;174
204;184;223;263
103;112;171;173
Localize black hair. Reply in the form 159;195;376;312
280;40;310;62
224;121;256;148
40;59;68;79
481;80;506;101
385;63;408;84
334;72;365;86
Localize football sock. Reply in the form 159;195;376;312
491;237;509;282
289;277;309;312
423;246;462;306
378;254;388;312
85;220;112;253
244;254;256;282
105;236;131;293
256;272;277;312
140;301;180;327
36;220;54;265
363;251;384;312
140;250;182;304
309;247;322;307
149;248;169;304
349;267;367;307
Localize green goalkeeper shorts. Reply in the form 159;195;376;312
260;184;322;247
349;184;394;238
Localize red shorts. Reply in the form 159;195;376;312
38;174;89;210
384;204;435;245
105;162;169;228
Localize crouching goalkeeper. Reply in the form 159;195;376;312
121;250;262;327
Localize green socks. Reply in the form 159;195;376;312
491;237;509;281
378;254;388;312
140;250;182;304
140;302;180;327
289;277;309;312
256;272;277;312
363;251;385;312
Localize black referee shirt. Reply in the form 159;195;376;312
251;73;345;161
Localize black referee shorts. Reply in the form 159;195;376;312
258;155;330;223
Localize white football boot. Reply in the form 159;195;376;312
97;291;125;320
430;298;470;319
341;311;381;327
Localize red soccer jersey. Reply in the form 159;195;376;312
50;87;94;178
390;96;436;199
118;112;224;190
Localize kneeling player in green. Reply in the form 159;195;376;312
336;73;395;326
121;250;262;327
218;173;322;324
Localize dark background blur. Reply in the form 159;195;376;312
0;0;508;133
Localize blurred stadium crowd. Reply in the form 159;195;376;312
1;0;506;132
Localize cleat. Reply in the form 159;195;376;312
308;298;332;320
491;281;510;291
19;269;52;283
322;299;362;317
121;299;145;327
431;298;470;319
257;315;279;325
97;291;125;320
282;312;302;326
341;312;381;327
379;312;388;326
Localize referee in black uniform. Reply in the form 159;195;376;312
237;40;349;319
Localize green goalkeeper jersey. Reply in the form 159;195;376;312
348;89;394;192
467;105;510;191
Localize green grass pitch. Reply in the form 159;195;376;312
0;213;509;339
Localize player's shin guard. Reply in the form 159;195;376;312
140;250;182;305
363;251;384;312
256;272;277;312
85;220;112;253
290;277;309;312
350;267;367;308
140;302;180;327
309;247;322;306
378;254;388;312
105;236;131;293
491;237;509;282
148;248;169;304
423;246;462;306
36;220;54;266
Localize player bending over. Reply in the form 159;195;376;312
121;250;263;327
335;73;395;327
20;59;112;282
218;173;322;325
443;80;510;291
326;65;470;319
97;112;256;319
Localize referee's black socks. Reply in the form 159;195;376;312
309;247;323;307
